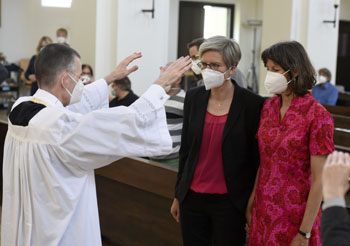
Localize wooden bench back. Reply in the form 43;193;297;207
324;105;350;152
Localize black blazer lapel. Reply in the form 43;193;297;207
222;81;244;142
193;89;210;145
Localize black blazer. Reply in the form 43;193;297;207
321;206;350;246
175;81;265;214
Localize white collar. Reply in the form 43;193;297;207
32;89;64;108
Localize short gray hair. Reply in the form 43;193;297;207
35;44;80;89
199;36;241;67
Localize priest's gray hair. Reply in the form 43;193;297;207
35;44;80;89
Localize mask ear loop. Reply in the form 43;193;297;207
62;74;73;97
282;69;294;84
224;66;235;80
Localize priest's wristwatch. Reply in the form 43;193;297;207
298;229;311;239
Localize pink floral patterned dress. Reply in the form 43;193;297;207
248;93;334;246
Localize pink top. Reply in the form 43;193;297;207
190;111;228;194
249;93;334;246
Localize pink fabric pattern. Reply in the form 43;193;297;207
248;93;334;246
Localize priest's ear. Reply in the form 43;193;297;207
60;72;70;89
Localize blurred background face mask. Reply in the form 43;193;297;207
79;74;92;85
316;75;328;85
201;68;230;90
264;70;292;94
191;59;202;75
57;37;66;44
65;73;84;105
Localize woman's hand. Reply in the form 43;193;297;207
170;198;180;223
290;233;309;246
245;202;253;236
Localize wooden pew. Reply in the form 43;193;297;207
323;105;350;117
323;105;350;153
95;157;182;246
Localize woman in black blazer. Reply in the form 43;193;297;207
170;36;265;245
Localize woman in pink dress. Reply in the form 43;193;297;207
247;41;334;246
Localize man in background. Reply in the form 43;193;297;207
56;27;69;46
312;68;338;106
109;76;139;107
151;63;185;167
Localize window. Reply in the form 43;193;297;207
203;5;231;38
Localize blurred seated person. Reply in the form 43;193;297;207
109;77;139;107
188;37;248;88
321;151;350;246
151;64;185;167
312;68;338;106
56;27;69;46
0;63;9;82
81;64;94;85
25;36;52;95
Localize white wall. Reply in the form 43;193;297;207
116;0;176;95
305;0;340;84
95;0;118;80
0;0;96;69
116;0;262;95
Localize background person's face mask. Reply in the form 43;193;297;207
201;68;230;90
64;73;84;105
316;75;328;85
57;37;66;44
191;59;202;75
264;70;292;94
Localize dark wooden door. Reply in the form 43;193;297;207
336;20;350;91
178;2;205;58
177;1;235;58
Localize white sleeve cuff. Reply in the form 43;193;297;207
141;84;170;109
322;198;346;211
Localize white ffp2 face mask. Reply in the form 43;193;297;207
57;37;66;44
264;70;292;94
191;59;202;75
316;75;327;85
201;68;230;90
65;74;84;105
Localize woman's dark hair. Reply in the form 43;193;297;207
261;41;316;96
82;64;93;76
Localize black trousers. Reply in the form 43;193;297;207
180;190;246;246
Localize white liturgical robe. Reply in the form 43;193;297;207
1;79;172;246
